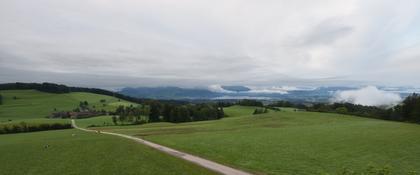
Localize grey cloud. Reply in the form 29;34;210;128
300;19;354;46
1;0;420;88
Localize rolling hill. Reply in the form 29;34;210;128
0;89;216;175
90;106;420;175
0;90;136;121
0;129;215;175
2;89;420;174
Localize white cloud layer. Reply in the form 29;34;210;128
1;0;420;87
207;85;235;93
332;86;402;106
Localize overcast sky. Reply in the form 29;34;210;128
1;0;420;88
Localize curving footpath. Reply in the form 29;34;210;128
71;120;252;175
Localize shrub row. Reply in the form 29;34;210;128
0;122;72;134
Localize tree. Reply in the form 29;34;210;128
335;107;348;114
162;104;174;122
401;93;420;122
269;100;293;107
112;115;118;125
217;107;224;119
253;108;267;115
177;106;191;122
238;99;263;107
149;103;161;122
78;101;90;111
115;105;127;123
115;105;125;114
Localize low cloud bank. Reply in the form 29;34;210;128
332;86;402;107
207;84;235;93
208;85;317;94
247;86;289;94
212;96;271;100
247;86;317;94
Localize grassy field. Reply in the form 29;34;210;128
75;115;114;128
223;105;257;117
0;129;215;175
0;90;217;175
0;90;136;121
92;105;420;175
2;90;420;174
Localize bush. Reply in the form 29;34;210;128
253;108;268;115
336;107;348;114
0;122;72;134
133;118;148;125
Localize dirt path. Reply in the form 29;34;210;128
71;120;253;175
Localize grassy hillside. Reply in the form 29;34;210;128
75;115;114;128
93;106;420;175
3;90;420;174
0;129;215;175
0;90;136;121
223;105;258;117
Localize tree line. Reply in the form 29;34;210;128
269;94;420;123
111;105;150;125
112;102;225;125
237;99;263;107
0;82;187;105
0;122;72;134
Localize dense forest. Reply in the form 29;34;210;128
113;102;225;124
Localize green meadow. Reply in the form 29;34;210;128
93;106;420;175
75;115;114;128
0;129;215;175
0;90;136;121
0;90;215;175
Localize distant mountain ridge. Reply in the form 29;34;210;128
118;85;359;102
220;86;251;92
119;87;221;99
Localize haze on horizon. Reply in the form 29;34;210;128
1;0;420;88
